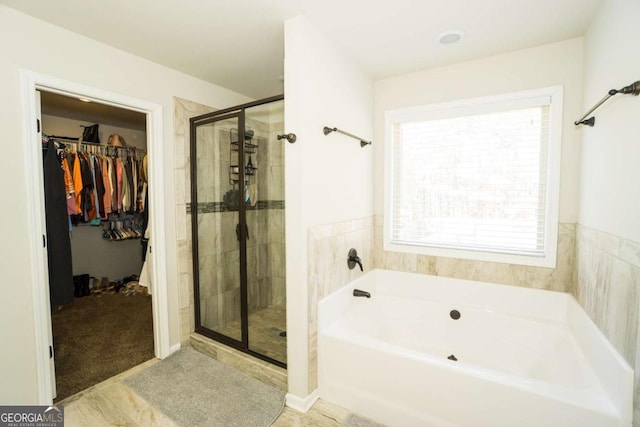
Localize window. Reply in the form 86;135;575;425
384;87;563;267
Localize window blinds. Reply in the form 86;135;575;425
390;105;550;257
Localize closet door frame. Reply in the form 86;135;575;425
20;70;171;405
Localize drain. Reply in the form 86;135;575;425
450;309;461;320
447;354;458;361
279;331;287;338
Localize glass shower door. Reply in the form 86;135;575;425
192;114;243;343
190;95;286;368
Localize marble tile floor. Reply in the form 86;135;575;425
58;356;349;426
216;303;287;364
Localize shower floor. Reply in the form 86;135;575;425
216;303;287;364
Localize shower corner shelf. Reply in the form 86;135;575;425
229;128;259;186
230;141;258;153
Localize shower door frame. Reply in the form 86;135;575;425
190;94;285;369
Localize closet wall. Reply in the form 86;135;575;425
41;113;147;280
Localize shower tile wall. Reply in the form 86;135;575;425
174;97;216;343
246;119;286;314
574;225;640;423
195;123;242;332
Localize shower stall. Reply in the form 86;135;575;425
190;95;286;367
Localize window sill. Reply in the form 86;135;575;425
383;240;557;269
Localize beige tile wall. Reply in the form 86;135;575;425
307;217;375;390
374;217;576;293
174;97;216;344
574;224;640;424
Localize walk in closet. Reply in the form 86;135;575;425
40;91;154;402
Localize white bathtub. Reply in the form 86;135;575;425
318;269;633;427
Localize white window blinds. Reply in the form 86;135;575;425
390;105;550;257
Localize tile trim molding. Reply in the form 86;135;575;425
186;200;285;214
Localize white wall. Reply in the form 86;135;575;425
0;5;250;404
374;38;584;224
579;0;640;243
284;15;374;399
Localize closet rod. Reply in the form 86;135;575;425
323;126;372;147
45;135;146;153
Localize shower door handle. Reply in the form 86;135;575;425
236;224;250;241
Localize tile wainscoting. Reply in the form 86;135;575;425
374;217;576;293
307;217;375;390
575;224;640;424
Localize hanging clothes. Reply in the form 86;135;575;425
116;158;123;213
61;157;75;215
101;156;112;218
88;154;99;222
43;138;74;308
76;152;94;222
45;140;148;243
71;152;84;216
93;155;106;219
121;157;131;212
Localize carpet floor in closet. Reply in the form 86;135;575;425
51;293;154;402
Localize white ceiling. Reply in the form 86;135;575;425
0;0;602;99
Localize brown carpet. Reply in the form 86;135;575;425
52;293;154;402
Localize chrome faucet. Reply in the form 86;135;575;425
348;248;363;271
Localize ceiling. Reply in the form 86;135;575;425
1;0;602;99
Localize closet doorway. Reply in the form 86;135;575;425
40;90;154;402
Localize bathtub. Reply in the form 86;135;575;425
318;269;633;427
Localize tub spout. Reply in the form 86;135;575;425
353;289;371;298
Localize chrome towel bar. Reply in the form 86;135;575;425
575;80;640;127
323;126;371;147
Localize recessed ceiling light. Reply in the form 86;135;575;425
437;30;466;45
78;97;91;103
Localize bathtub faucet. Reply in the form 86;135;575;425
353;289;371;298
348;248;364;271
